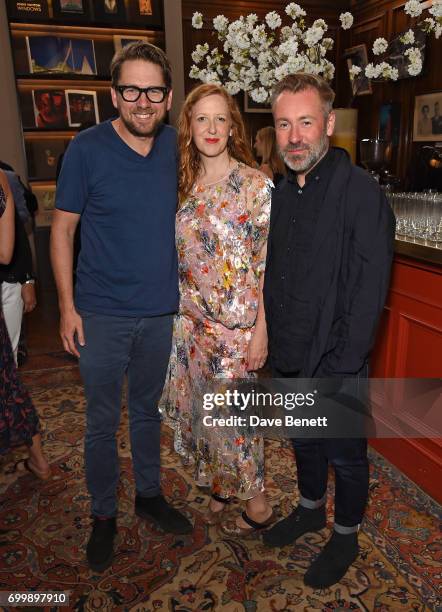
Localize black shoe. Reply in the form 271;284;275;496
262;504;326;548
135;494;193;535
304;530;359;589
86;517;117;573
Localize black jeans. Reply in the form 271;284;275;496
273;365;369;528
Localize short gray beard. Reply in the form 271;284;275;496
280;131;329;174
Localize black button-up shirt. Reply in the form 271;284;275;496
265;147;338;372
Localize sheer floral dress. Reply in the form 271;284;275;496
161;163;271;499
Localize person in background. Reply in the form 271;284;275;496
254;126;286;186
0;166;37;365
0;169;50;479
161;83;275;536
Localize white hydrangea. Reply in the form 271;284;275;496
213;15;228;33
265;11;282;29
246;13;258;27
250;87;269;103
285;3;306;19
377;62;399;80
429;0;442;17
312;19;328;32
339;12;354;30
321;59;335;80
365;63;381;79
259;68;276;87
404;0;423;18
400;29;415;44
280;26;293;41
252;24;267;44
225;81;241;95
203;70;221;84
285;54;306;73
192;12;203;29
191;43;209;64
373;37;388;55
304;26;324;46
349;65;362;80
278;38;299;57
189;65;201;79
435;23;442;39
322;37;334;50
258;51;272;66
275;63;290;81
407;60;423;75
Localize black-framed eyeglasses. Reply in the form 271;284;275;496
116;85;169;103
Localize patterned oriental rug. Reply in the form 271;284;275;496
0;380;440;612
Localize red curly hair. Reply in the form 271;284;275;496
178;84;255;204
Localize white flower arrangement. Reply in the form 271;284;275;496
189;1;442;103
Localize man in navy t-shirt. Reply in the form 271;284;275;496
51;42;192;573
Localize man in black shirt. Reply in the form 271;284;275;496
263;73;395;588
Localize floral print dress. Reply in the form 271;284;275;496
161;163;272;499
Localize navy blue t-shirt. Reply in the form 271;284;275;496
56;120;179;317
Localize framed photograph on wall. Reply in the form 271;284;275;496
94;0;126;23
127;0;163;28
52;0;90;21
65;89;100;127
244;93;271;114
25;138;69;180
33;184;56;227
113;35;149;53
32;90;69;128
26;36;97;75
7;0;49;20
344;44;372;96
413;92;442;141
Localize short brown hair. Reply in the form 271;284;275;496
271;73;335;115
110;41;172;89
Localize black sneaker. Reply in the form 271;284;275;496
86;517;117;573
135;494;193;535
263;504;326;548
304;530;359;588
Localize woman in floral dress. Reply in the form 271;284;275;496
0;169;50;478
161;84;274;534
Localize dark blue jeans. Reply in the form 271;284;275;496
273;364;369;531
78;311;173;518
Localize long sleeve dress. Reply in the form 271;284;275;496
161;163;272;500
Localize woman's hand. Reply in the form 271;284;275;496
246;323;268;371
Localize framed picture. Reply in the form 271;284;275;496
7;0;49;20
113;35;149;53
127;0;163;28
26;36;97;76
25;138;69;180
65;89;100;127
33;184;56;227
344;44;372;96
94;0;126;23
413;92;442;141
385;29;426;80
378;103;401;147
244;93;271;114
52;0;90;21
32;90;69;129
